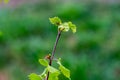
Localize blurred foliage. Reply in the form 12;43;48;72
0;0;120;80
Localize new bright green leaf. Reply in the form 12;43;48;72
59;65;71;79
58;23;70;32
39;59;48;66
47;66;60;74
58;22;76;33
49;17;62;26
28;73;42;80
49;72;60;80
57;58;71;79
49;17;77;33
68;22;76;33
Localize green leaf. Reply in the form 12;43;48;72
28;73;42;80
59;65;71;79
49;17;62;26
49;72;60;80
58;23;70;32
58;22;76;33
49;17;77;33
57;58;71;79
39;59;49;66
47;66;60;74
68;22;76;33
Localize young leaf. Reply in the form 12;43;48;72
68;22;76;33
39;59;49;66
28;73;42;80
49;72;60;80
59;65;71;79
47;65;60;74
49;17;62;26
57;58;71;79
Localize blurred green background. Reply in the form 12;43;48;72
0;0;120;80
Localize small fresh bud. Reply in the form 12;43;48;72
58;23;70;32
45;54;51;60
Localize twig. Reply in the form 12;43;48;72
46;29;62;80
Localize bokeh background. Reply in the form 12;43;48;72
0;0;120;80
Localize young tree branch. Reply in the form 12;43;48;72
46;29;62;80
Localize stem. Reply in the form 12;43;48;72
46;30;62;80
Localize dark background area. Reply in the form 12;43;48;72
0;0;120;80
